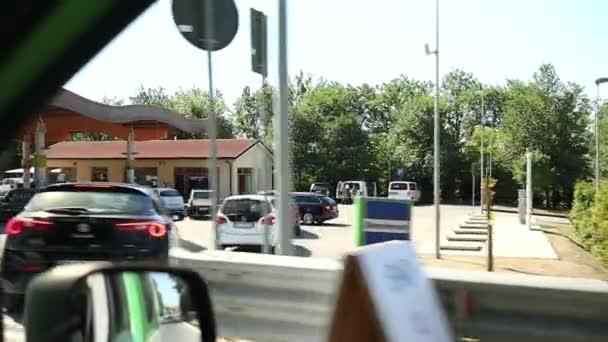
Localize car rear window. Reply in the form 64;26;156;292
311;184;329;191
390;183;408;190
409;183;417;190
192;191;211;199
294;195;322;204
159;189;181;197
25;191;155;215
222;199;271;219
321;196;336;205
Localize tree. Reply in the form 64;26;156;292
501;64;591;207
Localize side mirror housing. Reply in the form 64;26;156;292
23;262;216;342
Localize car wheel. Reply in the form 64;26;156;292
303;213;314;225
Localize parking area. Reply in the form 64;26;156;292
174;204;480;258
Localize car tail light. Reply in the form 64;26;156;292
261;215;276;225
115;221;167;238
215;216;228;224
20;265;41;272
323;205;332;212
6;217;53;236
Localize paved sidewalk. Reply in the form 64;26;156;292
491;212;558;259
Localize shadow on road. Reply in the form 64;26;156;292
320;222;349;227
297;229;319;240
294;245;311;257
186;216;210;221
178;239;207;252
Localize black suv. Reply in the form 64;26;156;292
0;182;173;313
291;192;339;225
0;188;37;222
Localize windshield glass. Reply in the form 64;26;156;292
311;184;329;191
26;191;155;214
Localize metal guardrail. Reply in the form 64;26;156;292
170;248;608;342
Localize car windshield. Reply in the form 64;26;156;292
25;191;155;214
193;192;211;199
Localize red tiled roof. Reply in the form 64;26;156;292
46;139;258;159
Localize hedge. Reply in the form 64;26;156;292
571;180;608;266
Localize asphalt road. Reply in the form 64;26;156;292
158;321;201;341
174;204;474;257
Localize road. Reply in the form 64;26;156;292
158;321;201;341
175;204;474;258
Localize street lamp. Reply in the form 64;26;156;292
476;89;485;214
595;77;608;191
425;0;440;259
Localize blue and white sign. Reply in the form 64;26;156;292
355;197;412;246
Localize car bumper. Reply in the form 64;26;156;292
190;206;212;216
217;231;276;246
1;247;169;295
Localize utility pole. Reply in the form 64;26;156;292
424;0;441;259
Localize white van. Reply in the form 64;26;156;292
388;181;421;202
335;181;377;202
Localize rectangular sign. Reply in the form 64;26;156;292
354;197;412;246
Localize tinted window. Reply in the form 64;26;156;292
295;195;322;204
159;189;181;197
222;199;272;217
192;191;211;199
311;184;330;191
6;190;35;201
409;183;417;190
26;191;155;214
345;183;360;190
321;196;336;205
390;183;408;190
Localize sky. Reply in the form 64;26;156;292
65;0;608;108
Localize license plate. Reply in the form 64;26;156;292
235;223;254;229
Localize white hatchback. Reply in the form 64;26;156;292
216;195;279;252
388;181;421;202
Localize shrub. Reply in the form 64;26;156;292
590;182;608;264
571;181;596;243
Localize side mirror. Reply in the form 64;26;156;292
23;263;216;342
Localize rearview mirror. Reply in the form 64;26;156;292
23;263;216;342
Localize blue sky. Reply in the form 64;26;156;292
66;0;608;108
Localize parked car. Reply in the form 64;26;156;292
216;195;301;252
388;181;421;202
187;189;214;218
152;187;186;221
0;188;38;222
309;182;331;197
291;192;339;225
0;178;30;193
0;182;174;313
258;190;301;236
335;180;377;203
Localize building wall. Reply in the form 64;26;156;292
47;158;232;195
231;143;273;194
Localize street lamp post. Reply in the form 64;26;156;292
595;77;608;191
477;90;485;214
425;0;440;259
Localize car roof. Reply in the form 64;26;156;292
191;189;213;192
224;194;272;201
43;182;150;195
290;191;322;196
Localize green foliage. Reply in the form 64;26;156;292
590;182;608;265
571;180;596;242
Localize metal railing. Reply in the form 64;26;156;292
170;248;608;342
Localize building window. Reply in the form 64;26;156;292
49;167;76;183
237;168;253;194
131;167;158;185
91;167;108;182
